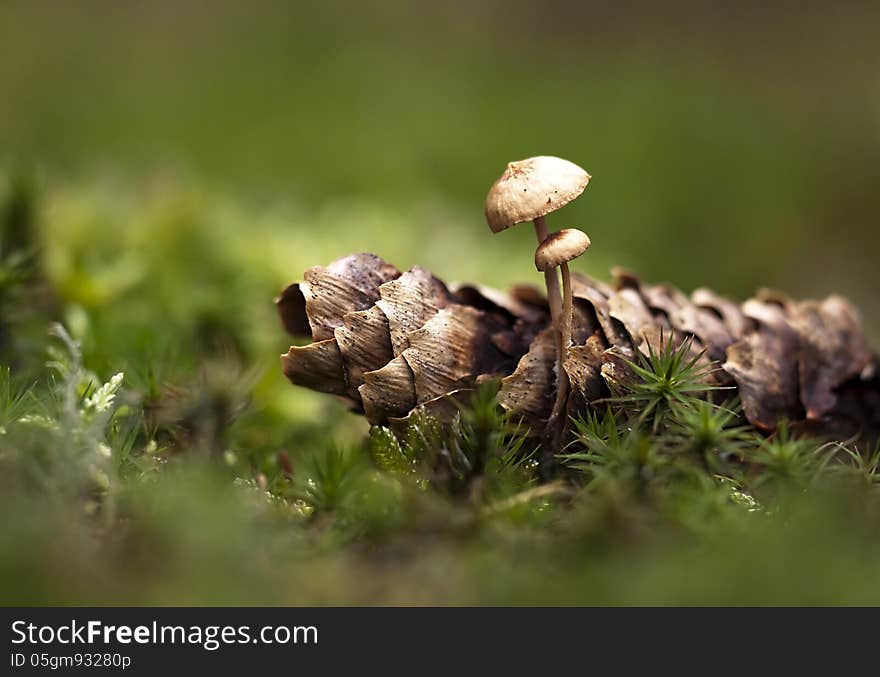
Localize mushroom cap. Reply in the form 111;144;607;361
485;156;590;233
535;228;591;271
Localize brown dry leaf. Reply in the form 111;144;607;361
570;277;633;353
692;287;751;340
570;303;603;346
641;284;733;362
359;355;417;424
450;282;548;325
723;300;801;430
599;347;640;397
822;371;880;441
498;328;557;421
275;282;311;337
789;295;874;420
333;305;394;399
296;253;400;341
490;319;540;359
376;266;452;357
450;282;547;362
564;335;608;416
281;338;347;396
607;287;658;352
403;304;496;403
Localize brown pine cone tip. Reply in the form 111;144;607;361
276;253;880;441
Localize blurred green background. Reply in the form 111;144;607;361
3;1;879;304
2;1;880;604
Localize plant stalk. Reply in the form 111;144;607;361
533;216;570;461
533;216;562;320
546;262;572;445
556;261;573;393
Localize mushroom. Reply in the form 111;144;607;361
485;156;591;442
485;156;591;316
536;227;591;349
535;228;591;432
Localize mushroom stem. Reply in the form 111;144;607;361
560;262;573;352
533;216;569;452
547;261;572;439
533;216;563;320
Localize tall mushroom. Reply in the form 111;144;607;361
485;156;591;444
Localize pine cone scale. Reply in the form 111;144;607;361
278;253;879;441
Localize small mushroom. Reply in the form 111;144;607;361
536;228;591;345
485;156;590;322
535;228;591;428
485;156;591;448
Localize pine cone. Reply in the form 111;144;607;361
277;253;880;441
